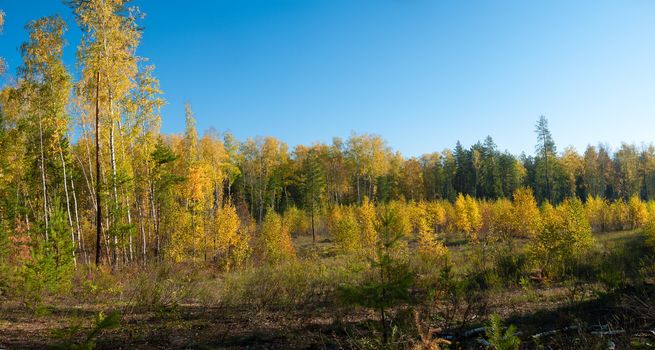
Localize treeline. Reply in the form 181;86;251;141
1;1;655;271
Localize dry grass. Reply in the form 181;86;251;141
0;229;653;349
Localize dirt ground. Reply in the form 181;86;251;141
2;230;654;349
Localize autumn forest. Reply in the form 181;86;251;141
2;2;655;349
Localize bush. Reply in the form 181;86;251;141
282;206;309;236
511;187;541;238
532;198;594;278
357;197;378;248
585;195;608;233
213;202;250;271
124;264;205;311
257;210;295;263
221;257;364;307
494;249;531;286
628;195;649;230
329;205;361;253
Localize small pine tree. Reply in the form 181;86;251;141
20;197;75;307
339;207;414;345
486;314;521;350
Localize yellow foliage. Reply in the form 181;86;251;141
488;198;514;240
453;194;481;241
186;164;211;205
426;201;447;233
417;229;448;261
167;209;192;263
454;193;471;235
410;202;432;235
415;202;448;261
357;198;378;248
610;200;630;231
511;187;541;238
465;195;482;237
442;201;457;233
532;198;594;277
383;200;412;237
214;202;250;271
628;195;649;230
283;206;309;236
409;202;448;260
259;210;295;263
329;205;361;253
585;195;608;233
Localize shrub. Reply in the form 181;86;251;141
213;202;250;271
422;266;489;333
329;205;361;253
494;249;531;286
357;197;378;249
124;264;205;311
384;200;412;237
426;201;447;233
610;200;630;231
585;195;608;233
221;257;364;307
628;195;649;230
282;206;309;236
258;210;295;263
511;187;541;238
414;203;449;266
532;198;594;278
454;194;471;237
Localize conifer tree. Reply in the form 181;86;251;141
302;149;326;243
340;207;413;345
535;116;556;203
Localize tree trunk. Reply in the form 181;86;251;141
59;148;76;266
71;177;87;264
136;193;146;265
109;124;118;266
149;179;157;260
95;71;103;266
38;115;49;241
357;176;361;205
311;192;316;244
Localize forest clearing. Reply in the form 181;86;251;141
1;224;654;349
2;1;655;349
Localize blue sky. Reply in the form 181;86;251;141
2;0;655;157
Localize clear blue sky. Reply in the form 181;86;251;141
2;0;655;157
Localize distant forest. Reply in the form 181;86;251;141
1;3;655;267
